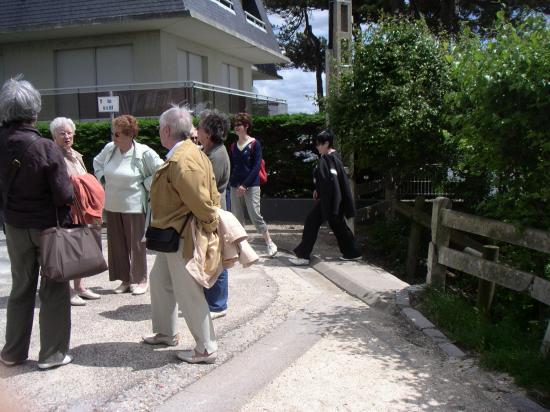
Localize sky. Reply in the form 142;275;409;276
253;10;329;114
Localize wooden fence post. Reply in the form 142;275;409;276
406;196;425;283
427;197;452;289
476;245;499;317
542;323;550;356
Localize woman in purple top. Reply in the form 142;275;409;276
229;113;277;257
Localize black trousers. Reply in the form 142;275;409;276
294;201;361;259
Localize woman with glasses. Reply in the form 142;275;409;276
50;116;103;306
94;115;163;295
229;112;277;257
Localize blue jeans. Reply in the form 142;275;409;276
204;268;228;312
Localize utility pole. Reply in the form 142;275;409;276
326;0;356;232
325;0;353;98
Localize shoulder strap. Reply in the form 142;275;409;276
2;134;40;211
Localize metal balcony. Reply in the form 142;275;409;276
39;80;287;121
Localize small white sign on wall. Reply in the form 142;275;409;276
97;96;119;113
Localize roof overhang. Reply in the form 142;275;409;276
252;65;283;81
0;11;290;65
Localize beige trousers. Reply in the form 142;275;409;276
149;243;217;354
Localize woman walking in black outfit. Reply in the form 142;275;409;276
289;130;361;265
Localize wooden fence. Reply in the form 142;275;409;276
355;196;550;354
427;197;550;354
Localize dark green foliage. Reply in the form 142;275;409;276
446;14;550;232
419;287;550;399
230;113;325;197
37;114;325;198
327;17;452;190
37;119;167;172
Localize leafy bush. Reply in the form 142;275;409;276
327;17;452;191
37;113;325;197
446;13;550;231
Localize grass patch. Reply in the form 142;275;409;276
417;286;550;405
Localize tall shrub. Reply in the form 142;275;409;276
447;13;550;230
327;17;452;193
38;113;325;198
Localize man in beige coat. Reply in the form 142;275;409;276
143;106;220;364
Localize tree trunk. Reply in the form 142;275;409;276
440;0;458;33
304;11;324;108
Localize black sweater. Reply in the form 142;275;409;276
0;123;73;229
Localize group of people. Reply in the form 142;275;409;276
0;76;360;370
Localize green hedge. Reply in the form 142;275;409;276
37;113;325;198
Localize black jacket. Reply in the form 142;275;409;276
0;123;73;229
314;151;356;220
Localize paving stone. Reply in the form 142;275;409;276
422;328;449;343
395;289;410;308
401;307;436;330
438;342;467;359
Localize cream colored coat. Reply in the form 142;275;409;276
186;208;259;288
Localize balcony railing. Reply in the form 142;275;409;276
245;11;266;31
39;80;287;121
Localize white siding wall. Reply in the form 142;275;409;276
96;45;133;85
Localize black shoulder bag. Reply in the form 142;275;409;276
145;213;192;253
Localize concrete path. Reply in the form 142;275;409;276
0;225;540;411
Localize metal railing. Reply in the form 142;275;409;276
39;80;287;121
245;11;267;31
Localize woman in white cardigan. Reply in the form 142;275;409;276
94;115;163;295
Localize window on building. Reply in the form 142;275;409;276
177;50;206;83
55;45;133;119
221;63;241;90
55;45;133;88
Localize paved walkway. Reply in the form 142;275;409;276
0;225;543;411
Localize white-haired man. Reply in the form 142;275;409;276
142;106;220;364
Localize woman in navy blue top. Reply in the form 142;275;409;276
229;113;277;257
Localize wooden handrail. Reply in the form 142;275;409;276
441;209;550;254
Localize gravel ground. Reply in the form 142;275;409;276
0;225;533;412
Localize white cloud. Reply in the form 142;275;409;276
258;10;329;114
255;69;325;114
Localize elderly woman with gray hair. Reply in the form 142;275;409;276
0;76;74;370
196;110;230;319
50;117;102;306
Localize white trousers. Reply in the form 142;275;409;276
149;243;217;354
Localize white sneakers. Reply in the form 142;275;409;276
70;289;101;306
266;241;278;257
176;350;217;364
142;333;180;347
113;281;148;295
210;310;227;320
38;354;73;370
113;282;131;294
289;257;310;266
131;282;149;295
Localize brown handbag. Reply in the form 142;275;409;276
39;212;108;282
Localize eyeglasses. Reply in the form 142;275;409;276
58;131;73;136
234;123;243;128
